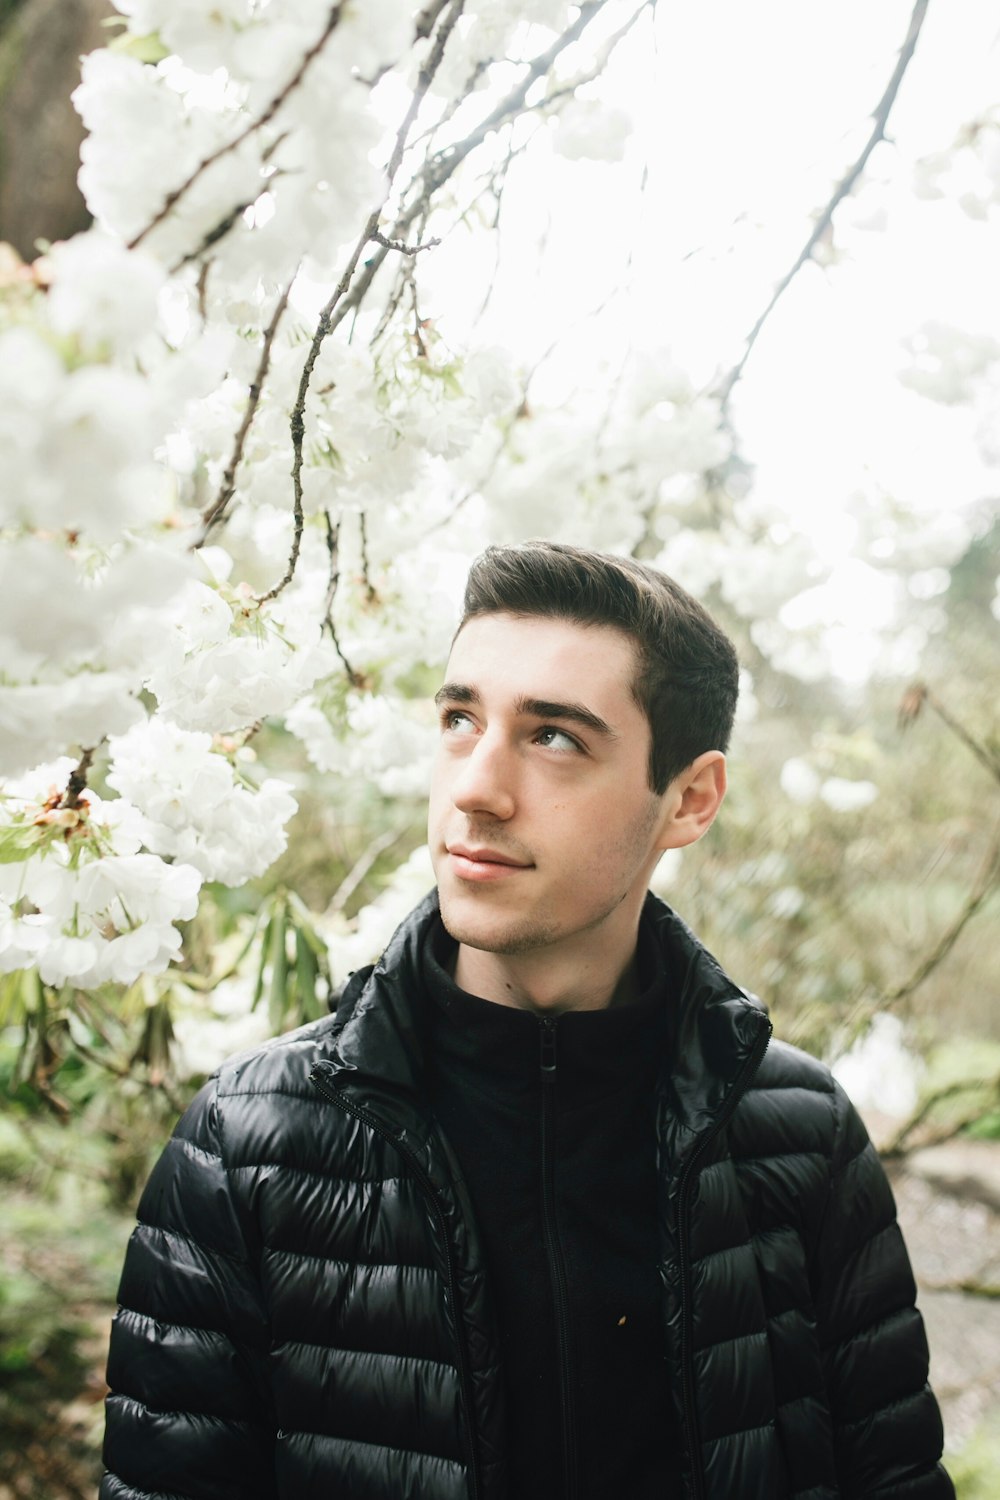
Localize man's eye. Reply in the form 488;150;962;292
443;710;476;734
536;726;580;753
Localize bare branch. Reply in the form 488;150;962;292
715;0;931;410
321;511;364;687
370;227;442;256
415;0;452;41
882;830;1000;1008
881;1071;1000;1159
275;1;466;600
196;270;299;546
359;509;377;602
925;685;1000;783
328;822;414;914
60;746;96;811
919;1278;1000;1299
127;4;344;252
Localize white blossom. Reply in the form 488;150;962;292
779;758;821;805
819;777;879;813
0;769;202;988
108;717;298;883
831;1014;924;1120
45;230;165;356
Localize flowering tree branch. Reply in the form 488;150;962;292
715;0;931;411
127;3;345;252
197;270;299;546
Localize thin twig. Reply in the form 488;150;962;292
370;227;441;256
882;831;1000;1008
321;511;364;687
925;687;1000;783
328;823;414;914
127;5;344;251
359;509;376;602
920;1278;1000;1300
881;1071;1000;1158
196;269;299;545
196;258;212;322
715;0;931;410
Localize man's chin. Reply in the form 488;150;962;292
437;892;552;957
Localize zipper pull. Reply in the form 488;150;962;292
539;1017;557;1076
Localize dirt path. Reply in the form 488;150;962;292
888;1141;1000;1453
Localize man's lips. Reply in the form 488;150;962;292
446;845;533;880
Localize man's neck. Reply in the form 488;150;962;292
451;935;642;1014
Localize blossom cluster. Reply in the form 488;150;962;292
0;762;201;988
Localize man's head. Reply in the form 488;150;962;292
427;543;740;994
458;540;740;793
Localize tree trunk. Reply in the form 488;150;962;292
0;0;115;259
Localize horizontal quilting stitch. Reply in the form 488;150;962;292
835;1383;927;1433
694;1326;768;1356
111;1390;260;1427
263;1245;433;1274
101;1477;198;1500
824;1218;896;1289
704;1417;775;1443
278;1426;466;1471
747;1082;834;1096
116;1306;239;1344
821;1299;913;1356
220;1086;328;1103
729;1150;828;1166
274;1340;455;1372
691;1236;753;1266
229;1160;409;1187
132;1220;248;1269
170;1137;222;1167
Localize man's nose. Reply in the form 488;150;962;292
450;733;516;821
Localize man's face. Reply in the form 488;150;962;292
428;611;669;961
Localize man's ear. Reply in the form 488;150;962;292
656;751;727;851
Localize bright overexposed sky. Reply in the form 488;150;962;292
415;0;999;683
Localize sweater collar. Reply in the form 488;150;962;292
421;913;669;1111
324;888;770;1138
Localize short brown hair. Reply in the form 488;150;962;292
459;541;740;793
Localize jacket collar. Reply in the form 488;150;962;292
325;888;770;1139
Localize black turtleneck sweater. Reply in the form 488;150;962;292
422;918;677;1500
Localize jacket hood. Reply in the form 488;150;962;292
325;888;770;1140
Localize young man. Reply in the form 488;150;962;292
101;542;953;1500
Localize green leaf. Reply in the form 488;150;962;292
295;925;320;1023
108;31;170;63
251;913;275;1014
0;822;41;864
267;902;288;1035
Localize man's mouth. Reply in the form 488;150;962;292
446;844;533;880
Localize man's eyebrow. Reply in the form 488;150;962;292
515;696;618;739
434;683;618;739
434;682;480;708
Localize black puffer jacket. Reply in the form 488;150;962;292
101;892;953;1500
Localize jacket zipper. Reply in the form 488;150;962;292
310;1063;482;1500
539;1017;578;1500
676;1019;771;1500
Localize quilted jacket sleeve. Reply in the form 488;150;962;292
101;1079;276;1500
814;1080;954;1499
